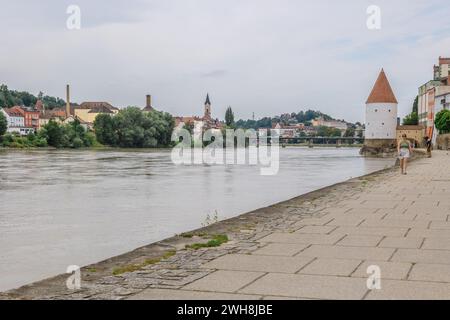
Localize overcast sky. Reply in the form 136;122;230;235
1;0;450;122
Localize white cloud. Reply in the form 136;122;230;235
1;0;449;122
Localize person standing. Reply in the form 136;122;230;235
398;134;412;175
425;136;432;158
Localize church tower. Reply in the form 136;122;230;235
204;93;211;120
364;69;398;149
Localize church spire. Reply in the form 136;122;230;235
204;93;211;120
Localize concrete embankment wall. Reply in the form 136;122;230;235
436;134;450;150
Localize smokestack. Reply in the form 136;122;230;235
66;84;71;118
146;95;152;109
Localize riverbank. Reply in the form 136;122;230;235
3;151;449;300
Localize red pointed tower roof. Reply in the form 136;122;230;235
366;69;398;104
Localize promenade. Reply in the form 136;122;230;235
3;150;450;300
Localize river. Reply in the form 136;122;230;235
0;147;394;291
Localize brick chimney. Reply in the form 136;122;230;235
66;84;71;118
146;95;152;109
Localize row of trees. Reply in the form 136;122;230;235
0;119;96;148
94;107;175;148
1;107;176;149
0;85;66;110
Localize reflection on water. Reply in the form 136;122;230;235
0;147;393;291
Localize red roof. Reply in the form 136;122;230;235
3;106;25;117
439;57;450;65
366;69;398;104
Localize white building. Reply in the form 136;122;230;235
435;92;450;114
311;117;348;131
364;69;398;147
418;57;450;140
0;107;33;135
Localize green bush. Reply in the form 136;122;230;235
0;131;49;148
435;109;450;134
403;112;419;125
39;119;98;148
0;111;7;136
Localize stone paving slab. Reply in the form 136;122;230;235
292;216;334;226
422;238;450;250
298;258;362;277
360;218;429;229
294;225;337;234
365;280;450;300
202;254;314;273
336;235;383;247
298;245;396;261
184;270;265;293
252;243;308;256
327;217;366;227
334;226;408;237
429;221;450;229
409;263;450;283
351;261;412;280
407;228;450;238
414;213;449;221
378;237;424;249
391;249;450;264
258;233;344;245
239;273;368;300
129;289;262;300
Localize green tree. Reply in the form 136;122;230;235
403;112;419;125
40;120;64;147
344;127;355;137
0;85;65;109
357;130;364;138
435;109;450;134
93;107;174;148
225;106;235;127
316;126;328;137
93;114;117;145
412;95;418;114
39;119;95;148
183;121;194;135
329;128;343;137
0;111;7;136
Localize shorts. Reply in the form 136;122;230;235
398;149;410;159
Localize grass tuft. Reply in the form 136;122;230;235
112;250;177;275
185;234;229;250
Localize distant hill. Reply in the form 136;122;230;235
0;84;66;110
235;110;352;129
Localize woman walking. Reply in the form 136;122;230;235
398;134;412;175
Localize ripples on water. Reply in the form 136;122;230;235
0;147;393;291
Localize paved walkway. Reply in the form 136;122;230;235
131;151;450;300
